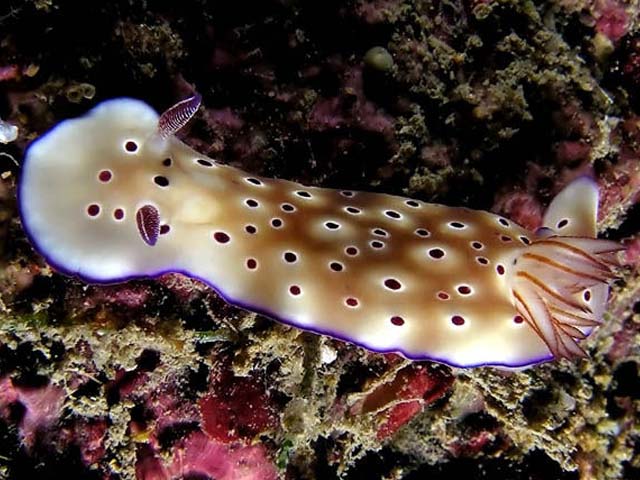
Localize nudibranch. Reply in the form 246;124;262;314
18;96;623;368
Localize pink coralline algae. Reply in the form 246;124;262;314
0;377;65;448
308;66;395;138
199;369;279;443
136;432;278;480
492;190;543;232
594;0;630;43
352;360;453;440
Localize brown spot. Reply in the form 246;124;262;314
451;315;465;326
98;170;112;182
384;278;402;290
330;262;344;272
346;297;359;307
197;159;214;167
289;285;301;296
325;221;340;230
476;256;489;265
113;208;124;220
213;231;230;243
428;248;445;259
390;316;405;326
246;258;258;270
124;140;138;152
154;175;169;187
87;204;100;217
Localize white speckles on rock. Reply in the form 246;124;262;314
0;117;18;144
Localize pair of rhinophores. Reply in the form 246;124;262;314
18;94;624;369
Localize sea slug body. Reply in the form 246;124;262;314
18;96;623;368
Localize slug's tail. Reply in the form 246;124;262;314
510;177;624;360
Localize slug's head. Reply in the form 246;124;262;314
507;177;623;360
18;95;201;283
